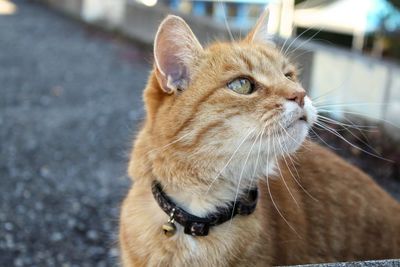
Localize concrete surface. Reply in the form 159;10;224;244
291;259;400;267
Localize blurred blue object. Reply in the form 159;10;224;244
367;0;400;32
168;0;269;29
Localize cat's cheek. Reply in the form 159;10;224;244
304;96;317;125
224;114;260;136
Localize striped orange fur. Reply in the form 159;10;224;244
119;11;400;266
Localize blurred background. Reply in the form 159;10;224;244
0;0;399;266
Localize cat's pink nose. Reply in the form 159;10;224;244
286;89;306;107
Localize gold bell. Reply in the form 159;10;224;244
162;208;176;237
162;221;176;237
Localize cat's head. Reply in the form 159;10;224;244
139;10;317;184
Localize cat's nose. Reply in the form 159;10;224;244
286;88;306;107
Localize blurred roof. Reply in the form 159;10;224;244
294;0;400;34
191;0;267;3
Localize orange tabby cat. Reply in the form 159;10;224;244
119;10;400;266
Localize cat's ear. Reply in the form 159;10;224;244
154;15;203;94
245;8;275;45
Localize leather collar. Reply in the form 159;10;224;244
151;181;258;236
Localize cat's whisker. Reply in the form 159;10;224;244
314;121;393;163
271;129;300;208
146;131;194;155
277;121;311;151
289;47;315;61
317;108;400;129
317;116;382;156
314;99;393;106
317;115;376;131
217;0;235;42
138;131;196;175
311;89;338;103
316;102;390;109
340;116;379;146
288;49;313;63
229;126;265;228
275;122;318;202
309;127;338;151
248;121;269;191
279;32;292;55
282;25;315;57
285;27;325;58
205;128;256;195
265;130;300;237
282;0;325;57
310;77;354;106
317;114;373;127
280;135;318;202
340;124;382;156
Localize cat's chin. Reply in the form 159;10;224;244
281;120;310;153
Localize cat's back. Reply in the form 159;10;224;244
260;141;400;265
292;141;398;205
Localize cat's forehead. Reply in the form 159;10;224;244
205;42;291;71
201;42;293;81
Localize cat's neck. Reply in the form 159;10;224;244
130;137;277;217
154;159;277;218
161;181;246;217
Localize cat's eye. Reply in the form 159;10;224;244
285;72;295;80
227;78;254;95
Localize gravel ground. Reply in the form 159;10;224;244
0;1;149;266
0;1;399;267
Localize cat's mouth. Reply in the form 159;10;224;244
294;113;308;125
284;113;309;130
299;115;307;122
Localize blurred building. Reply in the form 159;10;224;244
158;0;294;37
293;0;400;54
160;0;400;57
39;0;400;135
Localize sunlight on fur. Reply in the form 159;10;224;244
119;9;400;267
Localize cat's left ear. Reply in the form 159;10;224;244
245;8;275;45
154;15;203;94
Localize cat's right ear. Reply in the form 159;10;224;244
154;15;203;94
245;8;275;46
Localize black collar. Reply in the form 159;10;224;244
151;181;258;237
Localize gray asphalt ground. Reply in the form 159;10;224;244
1;1;399;267
0;1;149;266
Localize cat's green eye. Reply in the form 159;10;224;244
227;78;254;95
285;72;295;80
